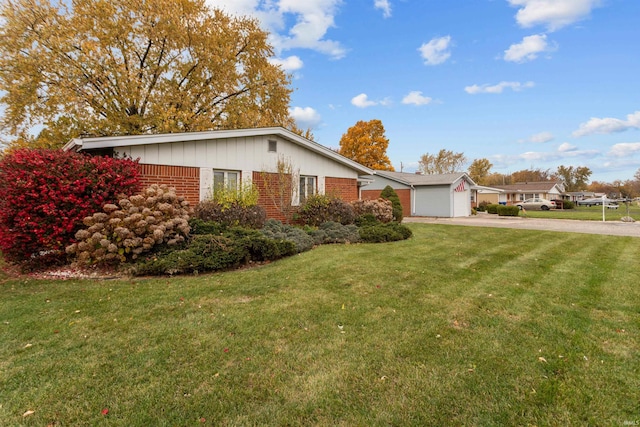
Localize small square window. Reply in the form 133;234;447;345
268;140;277;153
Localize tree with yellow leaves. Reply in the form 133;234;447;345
338;119;394;171
0;0;294;149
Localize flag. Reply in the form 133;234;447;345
454;180;466;192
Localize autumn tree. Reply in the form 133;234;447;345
418;149;466;174
338;120;394;171
555;165;592;192
510;168;553;183
467;158;493;185
0;0;294;148
484;173;510;186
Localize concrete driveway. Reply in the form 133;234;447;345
403;214;640;238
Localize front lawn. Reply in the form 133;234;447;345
1;224;639;425
519;203;640;221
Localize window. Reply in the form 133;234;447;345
268;139;277;153
213;170;239;192
299;176;316;203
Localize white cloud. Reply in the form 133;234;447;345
289;106;322;129
465;81;535;94
504;34;554;63
374;0;392;18
402;91;432;106
528;131;554;143
608;142;640;158
206;0;346;59
508;0;602;31
558;142;577;152
418;36;452;66
269;55;304;71
351;93;390;108
573;111;640;137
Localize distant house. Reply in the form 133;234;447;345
63;127;373;221
361;171;475;217
492;181;565;205
470;185;504;208
566;191;596;202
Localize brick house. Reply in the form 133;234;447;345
63;127;373;221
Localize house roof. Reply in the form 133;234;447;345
62;127;374;175
371;170;475;186
493;181;563;192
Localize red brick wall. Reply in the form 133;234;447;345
252;171;291;222
138;164;200;206
361;188;412;218
325;177;358;202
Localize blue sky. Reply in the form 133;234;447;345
214;1;637;182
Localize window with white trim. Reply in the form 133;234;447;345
213;170;239;192
299;176;316;204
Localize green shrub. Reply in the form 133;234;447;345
298;194;355;226
261;219;314;253
354;213;380;227
380;185;403;222
308;221;360;245
351;198;393;223
66;185;191;265
195;200;266;229
476;201;489;212
359;223;413;243
130;234;247;276
560;200;575;209
497;205;520;217
188;218;227;235
486;204;500;214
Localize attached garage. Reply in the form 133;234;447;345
361;171;475;218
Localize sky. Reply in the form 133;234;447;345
206;0;640;183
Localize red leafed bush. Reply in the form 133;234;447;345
0;149;140;264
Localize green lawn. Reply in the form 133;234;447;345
520;203;640;221
1;224;639;426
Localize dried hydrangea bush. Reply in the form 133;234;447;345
351;198;394;223
66;185;191;264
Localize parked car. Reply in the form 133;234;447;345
516;198;556;211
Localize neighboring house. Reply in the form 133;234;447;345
566;191;596;202
471;185;504;208
361;171;475;218
63;127;373;221
492;181;565;205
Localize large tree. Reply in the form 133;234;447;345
467;158;493;185
555;165;592;192
510;168;553;183
0;0;294;148
338;119;394;171
418;149;466;174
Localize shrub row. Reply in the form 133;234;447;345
497;205;520;217
359;222;413;243
195;200;266;229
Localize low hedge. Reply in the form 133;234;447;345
497;205;520;217
486;204;500;214
359;223;413;243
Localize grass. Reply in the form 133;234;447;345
519;203;640;221
1;223;639;426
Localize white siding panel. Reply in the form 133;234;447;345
126;135;360;180
183;141;196;165
158;144;172;164
171;142;184;165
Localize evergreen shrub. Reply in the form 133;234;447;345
359;223;413;243
261;219;314;253
497;205;520;217
308;221;360;245
380;185;403;222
